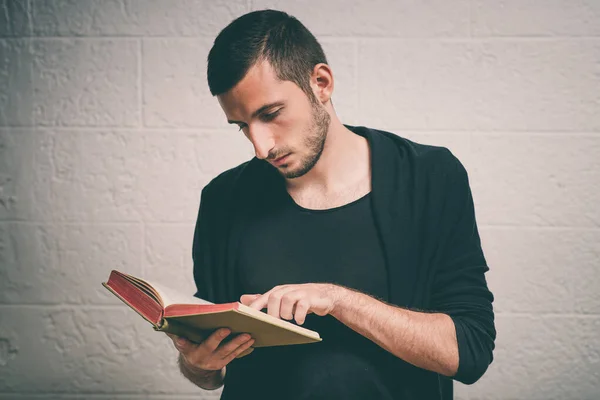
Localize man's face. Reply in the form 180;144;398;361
217;60;331;179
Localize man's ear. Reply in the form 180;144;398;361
312;63;334;104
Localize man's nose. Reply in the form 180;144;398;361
248;127;274;160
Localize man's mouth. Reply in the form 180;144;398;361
272;153;291;166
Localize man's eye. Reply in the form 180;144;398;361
262;109;281;121
236;109;282;131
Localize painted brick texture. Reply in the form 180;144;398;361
1;1;599;399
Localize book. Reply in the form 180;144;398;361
102;270;322;358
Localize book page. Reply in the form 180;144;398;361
142;278;214;307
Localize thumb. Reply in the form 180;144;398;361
171;336;196;354
240;294;260;305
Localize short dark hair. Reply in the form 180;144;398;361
207;9;328;101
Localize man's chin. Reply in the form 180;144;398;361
271;162;297;178
269;154;319;179
277;166;298;179
280;165;313;179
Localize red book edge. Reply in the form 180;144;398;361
164;302;240;318
104;270;164;325
104;270;243;326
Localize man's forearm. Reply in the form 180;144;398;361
178;354;226;390
330;287;459;377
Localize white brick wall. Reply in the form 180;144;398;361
1;1;599;398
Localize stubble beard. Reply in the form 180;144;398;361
280;101;331;179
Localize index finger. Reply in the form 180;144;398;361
249;292;272;311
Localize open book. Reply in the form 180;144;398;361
102;270;322;358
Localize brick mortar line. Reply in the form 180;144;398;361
141;217;146;280
0;124;143;129
387;130;600;137
479;225;600;231
0;220;197;226
0;304;129;309
2;126;600;135
138;36;146;281
0;127;234;133
496;312;600;319
2;35;600;41
354;36;600;42
137;38;143;128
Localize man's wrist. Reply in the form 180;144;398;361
330;284;353;317
178;354;226;390
180;356;212;375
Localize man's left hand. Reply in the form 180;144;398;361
240;283;345;325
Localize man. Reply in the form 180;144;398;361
166;9;495;400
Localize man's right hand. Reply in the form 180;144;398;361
166;328;255;372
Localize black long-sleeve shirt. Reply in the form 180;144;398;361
191;124;496;399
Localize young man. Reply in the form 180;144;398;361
167;9;496;400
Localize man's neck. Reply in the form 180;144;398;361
285;118;371;197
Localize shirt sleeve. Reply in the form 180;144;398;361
191;185;217;303
430;152;496;385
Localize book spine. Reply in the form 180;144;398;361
154;317;168;331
